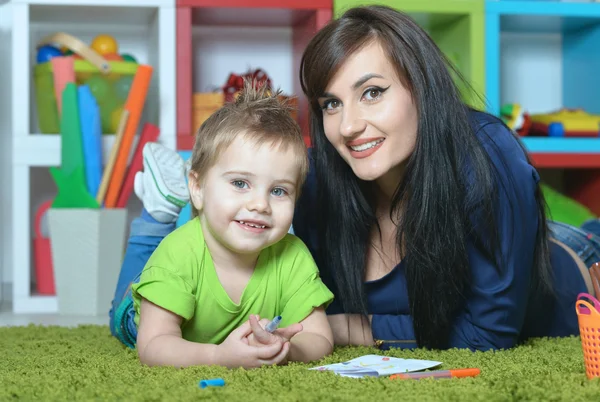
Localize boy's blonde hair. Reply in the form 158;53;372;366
189;80;308;216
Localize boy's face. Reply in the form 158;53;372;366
191;135;299;257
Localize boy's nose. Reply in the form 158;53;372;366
247;193;271;214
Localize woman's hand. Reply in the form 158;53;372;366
215;320;290;369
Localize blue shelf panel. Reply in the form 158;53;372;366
488;1;600;18
521;137;600;153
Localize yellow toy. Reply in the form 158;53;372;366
529;108;600;138
91;34;118;55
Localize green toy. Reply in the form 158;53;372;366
50;83;100;209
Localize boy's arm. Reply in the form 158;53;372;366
287;307;334;363
136;299;288;368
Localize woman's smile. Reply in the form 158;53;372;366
347;137;385;159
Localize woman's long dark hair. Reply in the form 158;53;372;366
299;5;554;349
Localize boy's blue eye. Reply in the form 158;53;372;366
232;180;248;189
271;187;287;197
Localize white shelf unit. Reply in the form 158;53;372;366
9;0;176;314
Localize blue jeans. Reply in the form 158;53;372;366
109;214;175;348
549;220;600;270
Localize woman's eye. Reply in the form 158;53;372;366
321;99;340;111
271;187;288;197
232;180;248;189
363;88;382;101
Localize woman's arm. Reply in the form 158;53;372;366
136;299;288;368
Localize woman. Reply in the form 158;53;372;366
292;5;600;351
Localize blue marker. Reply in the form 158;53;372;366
265;316;282;333
199;378;225;389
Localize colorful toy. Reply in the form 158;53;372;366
91;34;118;55
34;200;55;295
113;76;133;102
120;54;137;63
104;65;153;208
85;74;114;105
78;85;103;198
36;45;62;63
528;108;600;137
500;103;532;136
116;123;160;208
96;110;129;206
49;83;99;209
34;32;139;134
50;56;75;115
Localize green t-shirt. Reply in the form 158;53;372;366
131;218;334;344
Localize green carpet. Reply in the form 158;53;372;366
2;325;600;401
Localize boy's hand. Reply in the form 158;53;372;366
215;320;289;369
246;314;303;347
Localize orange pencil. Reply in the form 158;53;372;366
104;64;153;208
390;368;480;380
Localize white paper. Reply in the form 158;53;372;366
310;354;442;378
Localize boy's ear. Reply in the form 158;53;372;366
188;171;203;212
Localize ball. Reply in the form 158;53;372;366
113;76;133;102
91;34;118;55
85;75;114;105
120;53;137;63
36;45;62;63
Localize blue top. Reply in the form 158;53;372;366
293;110;585;351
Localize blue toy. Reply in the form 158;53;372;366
37;45;62;64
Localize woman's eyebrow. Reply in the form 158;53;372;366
320;73;385;98
352;73;384;90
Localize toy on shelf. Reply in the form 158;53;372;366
33;199;56;295
528;108;600;138
34;32;139;134
193;68;298;135
500;103;531;136
46;52;156;210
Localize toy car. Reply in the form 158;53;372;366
528;108;600;138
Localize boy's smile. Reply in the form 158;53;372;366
195;134;300;261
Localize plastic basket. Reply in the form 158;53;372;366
576;293;600;379
33;32;139;135
34;60;138;134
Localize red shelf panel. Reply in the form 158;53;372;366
178;0;332;9
190;8;322;27
530;153;600;169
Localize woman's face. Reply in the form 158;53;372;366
318;41;418;187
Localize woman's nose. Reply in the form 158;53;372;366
339;106;367;138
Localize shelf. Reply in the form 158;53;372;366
178;0;331;9
13;134;128;166
332;0;485;109
522;137;600;153
488;1;600;20
13;0;169;6
8;1;176;315
12;2;172;144
521;137;600;168
529;153;600;169
176;1;332;150
485;1;600;117
12;295;57;314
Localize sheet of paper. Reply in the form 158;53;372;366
310;354;442;378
